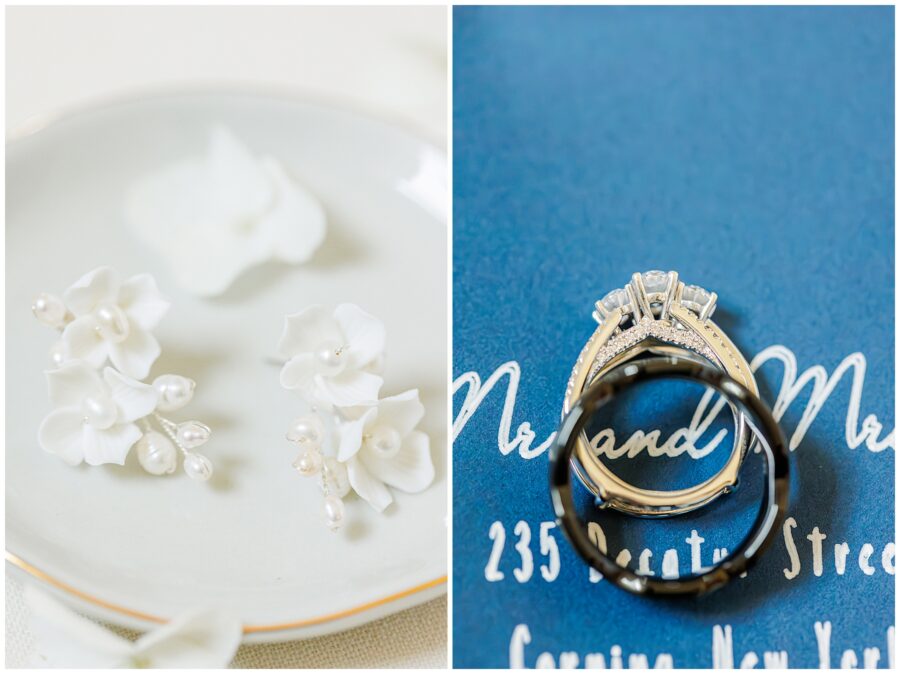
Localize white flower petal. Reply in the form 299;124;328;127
376;389;425;438
45;361;105;408
61;315;110;369
347;457;393;512
134;608;242;669
261;158;327;264
337;407;378;462
108;328;161;380
25;585;134;668
38;408;86;466
169;226;266;298
363;353;385;376
62;267;120;316
104;367;158;423
125;160;203;250
126;163;266;298
333;304;386;370
81;422;142;466
118;273;171;331
125;126;279;298
207;124;274;222
334;403;377;421
276;306;343;359
123;126;329;298
315;370;383;408
279;353;317;394
362;430;433;494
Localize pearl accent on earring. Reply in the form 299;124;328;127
48;340;69;368
153;374;196;412
93;303;131;343
287;414;325;447
80;394;118;430
365;424;402;459
183;452;214;481
32;293;67;328
322;494;345;531
176;421;211;449
313;340;346;376
293;448;323;476
135;431;177;475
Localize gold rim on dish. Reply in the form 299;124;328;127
6;551;447;634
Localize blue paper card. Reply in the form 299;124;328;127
452;6;894;668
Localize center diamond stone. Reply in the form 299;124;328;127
641;270;668;293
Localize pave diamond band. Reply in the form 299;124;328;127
561;270;759;517
586;319;718;384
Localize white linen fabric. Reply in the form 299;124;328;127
6;574;447;668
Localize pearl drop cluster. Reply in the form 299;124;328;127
33;280;215;481
136;405;215;482
288;411;349;531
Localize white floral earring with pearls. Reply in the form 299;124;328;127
278;304;434;531
33;267;214;481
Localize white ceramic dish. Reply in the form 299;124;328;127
6;91;447;643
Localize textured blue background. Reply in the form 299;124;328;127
453;6;894;668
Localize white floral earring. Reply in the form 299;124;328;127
32;267;214;481
278;304;434;531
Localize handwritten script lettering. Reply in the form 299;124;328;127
452;346;894;460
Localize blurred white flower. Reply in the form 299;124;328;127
38;361;158;466
25;584;241;668
337;389;433;512
126;125;326;297
278;304;385;409
60;267;169;379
